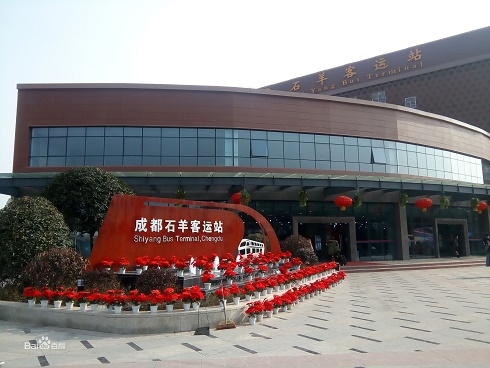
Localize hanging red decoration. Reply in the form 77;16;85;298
334;195;353;211
415;198;433;212
477;201;488;214
231;192;242;204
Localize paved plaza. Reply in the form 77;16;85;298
1;257;490;368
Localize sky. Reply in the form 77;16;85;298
0;0;488;209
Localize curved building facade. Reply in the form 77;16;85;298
4;83;489;262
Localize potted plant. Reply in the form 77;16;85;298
51;286;65;308
353;191;363;208
263;298;274;318
148;290;162;313
228;283;241;305
86;291;102;312
240;189;251;206
214;287;229;307
471;197;480;212
201;271;215;290
440;195;450;210
100;259;113;271
298;188;308;208
242;282;256;301
162;288;179;312
118;257;129;273
23;286;41;307
189;285;204;311
62;288;77;310
180;288;194;311
174;260;187;277
134;256;148;274
127;290;148;313
245;300;264;325
39;286;51;308
224;268;236;285
175;186;185;200
75;291;90;311
400;192;409;208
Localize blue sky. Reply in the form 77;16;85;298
0;0;488;209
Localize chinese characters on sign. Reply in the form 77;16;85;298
290;48;424;94
133;217;225;244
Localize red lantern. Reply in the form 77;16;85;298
231;192;242;204
415;198;433;212
334;195;353;211
477;201;488;214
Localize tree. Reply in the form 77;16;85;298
42;167;135;250
0;196;72;281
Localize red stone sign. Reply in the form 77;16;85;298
89;194;280;268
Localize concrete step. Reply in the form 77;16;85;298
342;258;485;273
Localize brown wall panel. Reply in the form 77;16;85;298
13;85;490;174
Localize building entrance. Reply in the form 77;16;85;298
293;216;358;262
437;223;465;258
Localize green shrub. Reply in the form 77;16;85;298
20;247;88;289
82;269;121;292
0;196;72;281
135;268;179;294
0;280;22;301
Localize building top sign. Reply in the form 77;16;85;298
264;26;490;95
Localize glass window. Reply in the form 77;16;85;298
405;96;416;108
331;161;346;170
268;141;283;158
198;157;216;166
251;140;268;157
30;156;47;166
142;156;161;166
267;158;284;168
346;162;360;171
180;138;197;156
124;127;142;137
48;137;66;156
162;128;179;137
86;127;104;136
417;152;427;168
407;151;417;167
373;164;386;173
251;157;268;167
86;137;104;155
106;127;123;136
371;91;386;102
330;136;344;144
162;138;179;156
360;163;373;172
384;141;396;149
268;131;283;141
300;160;315;169
67;137;86;156
237;139;250;157
435;156;444;171
143;127;161;137
316;161;330;170
180;128;197;137
299;133;315;142
123;156;142;166
251;130;267;139
47;157;65;166
299;142;315;160
372;148;387;164
30;138;48;156
216;129;233;138
198;138;216;156
49;127;67;137
198;129;215;137
85;156;103;166
396;142;407;150
32;128;49;137
105;137;123;155
216;138;233;156
104;156;123;166
371;139;384;148
359;146;371;163
161;156;179;165
66;157;85;166
344;137;358;146
234;130;250;139
237;157;250;166
345;145;359;162
284;159;300;168
315;135;329;143
124;137;142;155
397;151;408;166
67;127;86;136
330;144;345;161
358;138;371;146
385;149;398;165
315;143;330;160
143;137;161;156
284;141;299;159
284;132;299;142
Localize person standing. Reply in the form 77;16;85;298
453;235;460;258
484;234;490;267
